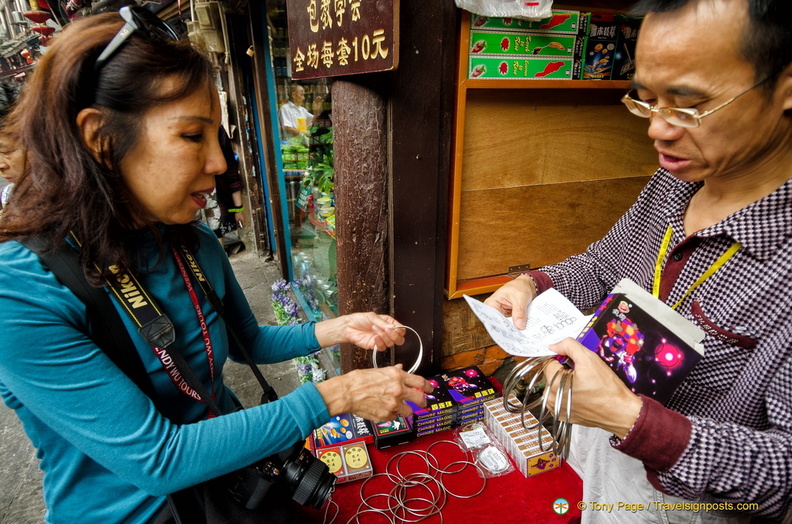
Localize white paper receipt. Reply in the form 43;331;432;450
463;289;590;358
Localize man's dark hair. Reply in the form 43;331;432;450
632;0;792;85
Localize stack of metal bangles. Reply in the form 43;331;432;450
501;356;574;459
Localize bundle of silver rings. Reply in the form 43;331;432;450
322;441;487;523
501;356;574;459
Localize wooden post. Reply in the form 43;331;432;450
334;0;458;374
334;79;390;373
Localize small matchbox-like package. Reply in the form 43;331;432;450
371;414;415;449
316;441;373;484
483;396;560;478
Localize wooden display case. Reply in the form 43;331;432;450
446;5;657;299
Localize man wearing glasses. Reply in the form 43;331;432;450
486;0;792;521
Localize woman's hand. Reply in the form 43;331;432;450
314;312;406;351
483;275;537;329
315;364;433;421
543;338;642;439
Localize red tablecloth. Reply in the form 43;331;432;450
303;429;583;523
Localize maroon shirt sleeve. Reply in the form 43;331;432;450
612;394;692;472
528;270;555;294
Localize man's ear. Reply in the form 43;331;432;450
75;107;106;163
777;62;792;112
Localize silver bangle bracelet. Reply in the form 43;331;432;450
371;324;423;374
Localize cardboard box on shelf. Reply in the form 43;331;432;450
470;31;581;58
612;15;643;81
470;56;575;79
470;10;585;34
581;13;621;80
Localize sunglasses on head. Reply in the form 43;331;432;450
94;5;179;72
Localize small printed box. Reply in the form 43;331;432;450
310;413;373;451
316;442;373;484
371;414;415;449
470;31;580;58
456;407;486;425
413;411;454;429
471;10;584;34
415;425;451;438
612;15;642;81
581;13;621;80
470;57;574;79
483;397;560;478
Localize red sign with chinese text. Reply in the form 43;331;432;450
285;0;399;79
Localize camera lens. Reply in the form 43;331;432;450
291;457;335;509
281;446;336;509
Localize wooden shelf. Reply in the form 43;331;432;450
462;79;630;90
445;10;655;299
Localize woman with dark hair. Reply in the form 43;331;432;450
0;80;23;213
0;8;430;523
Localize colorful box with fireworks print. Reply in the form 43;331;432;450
309;413;373;452
404;373;459;438
442;366;498;408
405;375;456;419
575;279;705;405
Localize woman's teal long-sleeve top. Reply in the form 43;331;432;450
0;224;330;523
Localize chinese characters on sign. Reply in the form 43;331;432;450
286;0;399;79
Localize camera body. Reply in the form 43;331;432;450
224;441;336;510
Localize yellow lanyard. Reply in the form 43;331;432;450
652;226;742;310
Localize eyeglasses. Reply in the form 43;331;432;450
621;77;770;128
94;6;178;72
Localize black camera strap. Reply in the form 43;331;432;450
21;234;278;415
18;236;159;404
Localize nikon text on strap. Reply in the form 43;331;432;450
19;236;158;403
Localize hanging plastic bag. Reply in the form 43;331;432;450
454;0;554;21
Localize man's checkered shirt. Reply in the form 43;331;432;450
537;168;792;519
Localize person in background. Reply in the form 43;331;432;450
214;126;245;248
0;8;431;523
0;81;23;213
279;84;313;138
485;0;792;521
